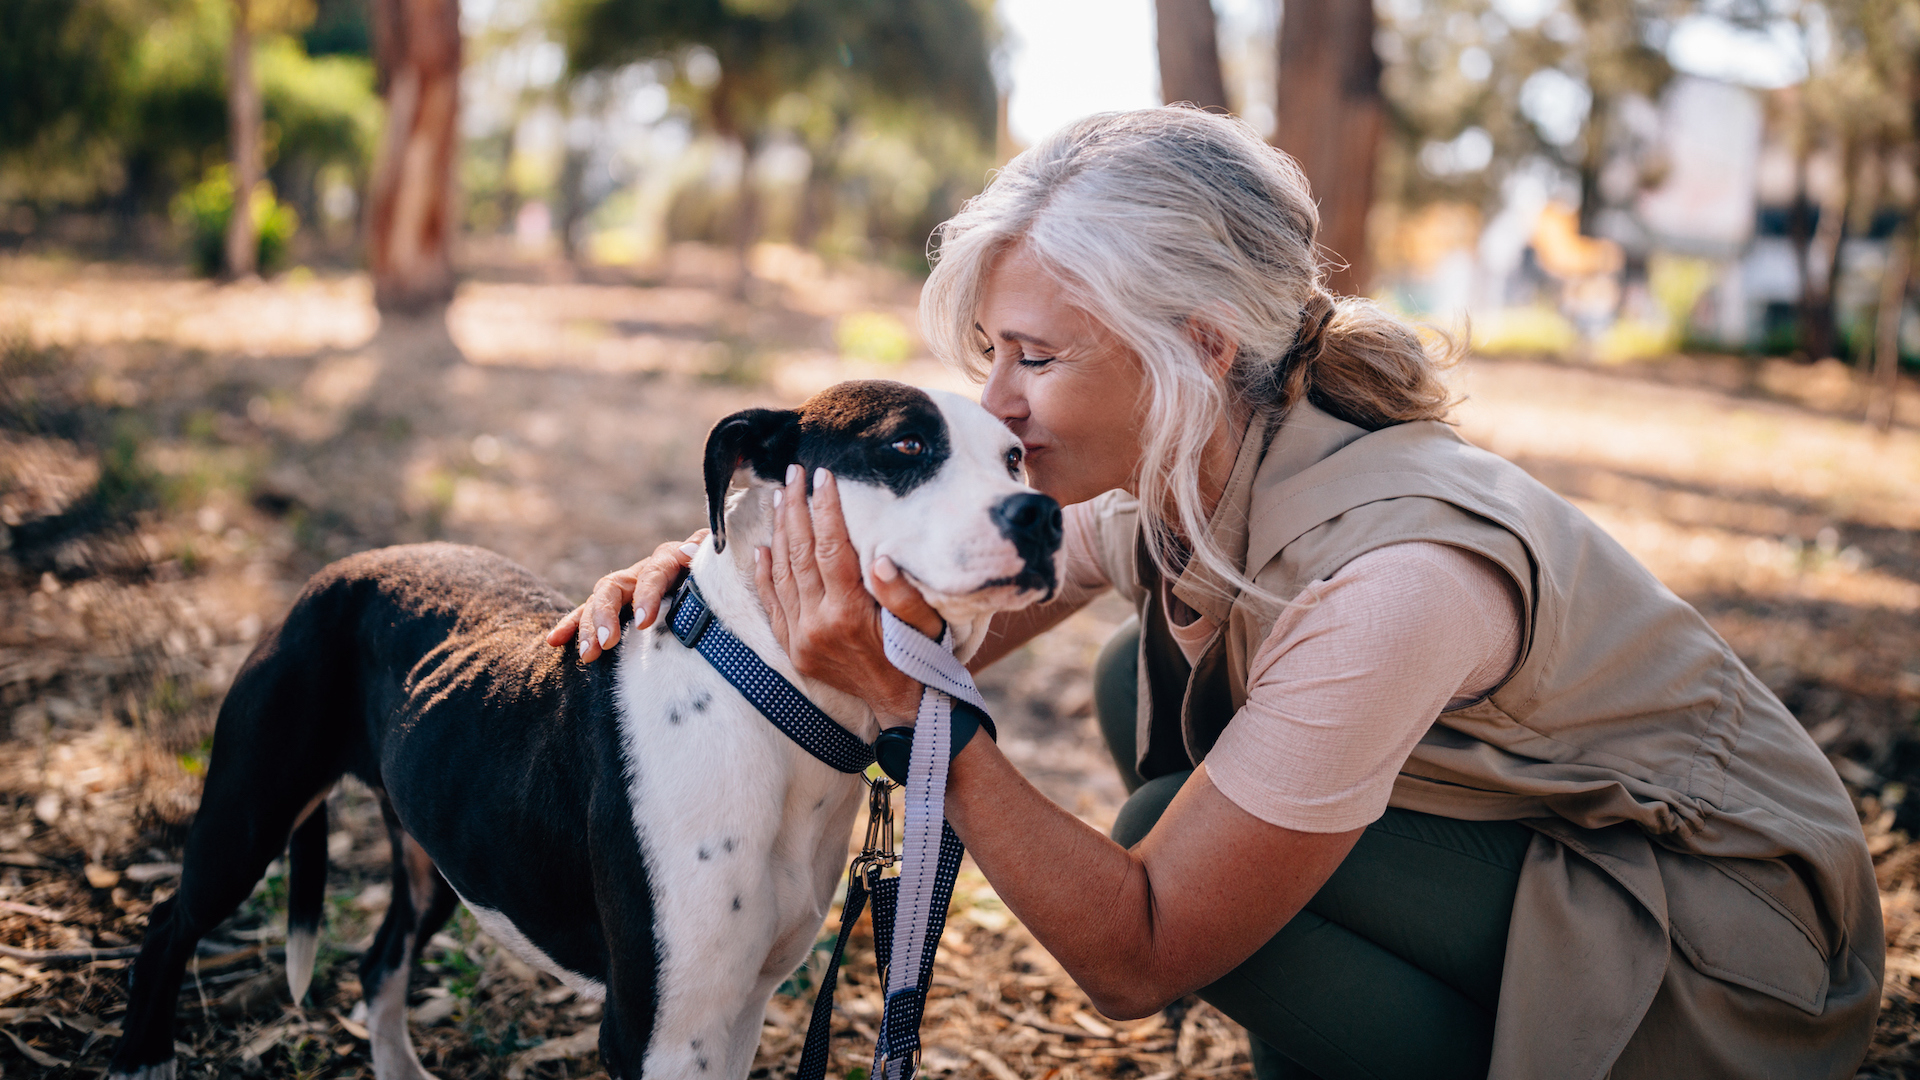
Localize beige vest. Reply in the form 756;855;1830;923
1085;402;1883;1080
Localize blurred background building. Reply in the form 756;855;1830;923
4;0;1919;409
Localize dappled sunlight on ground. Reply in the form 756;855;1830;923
1;249;1917;1076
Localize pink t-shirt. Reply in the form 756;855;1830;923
1057;501;1524;833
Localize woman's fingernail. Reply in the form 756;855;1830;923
754;547;765;565
578;635;591;659
874;556;898;582
680;542;699;557
786;463;801;485
773;488;783;510
814;467;829;490
597;625;612;648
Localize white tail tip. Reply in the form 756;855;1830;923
286;928;318;1003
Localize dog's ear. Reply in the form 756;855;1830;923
702;408;800;552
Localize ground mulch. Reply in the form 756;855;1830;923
2;250;1918;1077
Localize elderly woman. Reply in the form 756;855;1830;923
550;109;1881;1079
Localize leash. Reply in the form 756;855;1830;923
661;575;991;1080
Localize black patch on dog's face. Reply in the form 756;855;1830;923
702;407;800;551
793;381;950;496
701;382;950;551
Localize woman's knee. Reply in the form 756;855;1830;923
1110;769;1190;848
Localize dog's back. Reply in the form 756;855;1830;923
109;543;651;1080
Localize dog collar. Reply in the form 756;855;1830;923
662;575;876;774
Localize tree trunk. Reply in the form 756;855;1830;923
224;0;261;280
367;0;460;314
1272;0;1384;296
1156;0;1229;113
1870;215;1911;432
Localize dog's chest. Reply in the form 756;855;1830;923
614;622;864;1051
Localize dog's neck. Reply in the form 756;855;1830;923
648;484;879;741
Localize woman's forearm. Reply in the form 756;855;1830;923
945;734;1167;1017
944;735;1363;1019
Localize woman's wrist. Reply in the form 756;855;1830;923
869;668;925;725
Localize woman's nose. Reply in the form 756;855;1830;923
981;361;1025;422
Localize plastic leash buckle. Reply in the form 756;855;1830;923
666;576;715;649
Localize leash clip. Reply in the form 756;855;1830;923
665;575;715;649
850;775;897;889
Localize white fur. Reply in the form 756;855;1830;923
285;927;317;1003
837;389;1051;633
460;897;608;1002
366;934;438;1080
615;516;873;1078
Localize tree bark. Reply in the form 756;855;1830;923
1156;0;1229;113
224;0;261;280
367;0;460;314
1272;0;1384;296
1870;215;1911;432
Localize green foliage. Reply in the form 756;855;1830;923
2;0;377;214
565;0;996;141
0;0;154;202
171;165;301;276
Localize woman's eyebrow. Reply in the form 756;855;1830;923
975;322;1058;350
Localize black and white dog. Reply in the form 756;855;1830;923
107;381;1063;1080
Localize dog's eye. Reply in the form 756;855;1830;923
892;437;923;456
1005;447;1023;477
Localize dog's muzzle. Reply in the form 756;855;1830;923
990;492;1063;597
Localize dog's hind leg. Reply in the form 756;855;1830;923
359;798;458;1080
109;715;341;1077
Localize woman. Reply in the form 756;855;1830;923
548;109;1881;1079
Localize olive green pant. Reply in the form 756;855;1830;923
1093;621;1532;1080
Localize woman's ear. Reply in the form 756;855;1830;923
1183;313;1239;379
702;408;800;551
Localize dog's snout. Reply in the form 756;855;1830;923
994;493;1063;549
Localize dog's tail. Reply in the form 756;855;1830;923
285;802;329;1003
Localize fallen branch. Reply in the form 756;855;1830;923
0;943;140;963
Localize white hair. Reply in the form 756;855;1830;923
922;106;1457;607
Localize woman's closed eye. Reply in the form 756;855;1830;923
1017;353;1055;369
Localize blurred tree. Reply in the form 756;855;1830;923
561;0;996;270
227;0;264;276
1156;0;1229;112
1273;0;1383;295
0;0;148;205
366;0;460;312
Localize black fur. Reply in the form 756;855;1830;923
700;381;952;551
108;544;659;1077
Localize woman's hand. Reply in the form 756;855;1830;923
756;464;943;723
545;530;709;662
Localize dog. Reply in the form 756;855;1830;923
106;380;1064;1080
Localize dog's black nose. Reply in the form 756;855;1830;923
993;492;1063;550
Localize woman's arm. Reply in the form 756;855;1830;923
546;532;708;661
946;741;1360;1019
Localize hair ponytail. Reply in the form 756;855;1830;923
1284;294;1459;431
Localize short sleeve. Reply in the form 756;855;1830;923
1205;543;1524;833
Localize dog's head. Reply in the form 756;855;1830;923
703;381;1062;626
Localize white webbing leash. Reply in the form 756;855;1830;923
872;610;988;1080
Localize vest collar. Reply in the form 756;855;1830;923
1159;400;1369;624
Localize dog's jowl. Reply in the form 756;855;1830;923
105;381;1061;1080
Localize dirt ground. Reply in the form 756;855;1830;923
0;246;1917;1079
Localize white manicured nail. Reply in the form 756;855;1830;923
597;625;612;648
773;488;783;510
754;547;765;565
578;634;590;659
814;467;829;490
680;542;699;557
786;463;802;485
874;557;899;582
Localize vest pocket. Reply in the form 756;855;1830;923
1652;846;1830;1014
